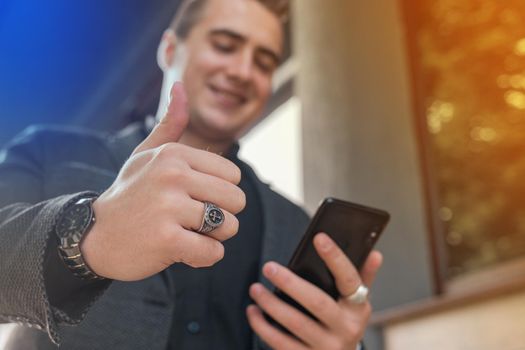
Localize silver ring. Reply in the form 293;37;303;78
344;284;369;304
198;202;225;234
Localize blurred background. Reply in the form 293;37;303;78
2;0;525;349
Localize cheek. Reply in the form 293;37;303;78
252;76;273;106
183;51;221;87
182;65;206;92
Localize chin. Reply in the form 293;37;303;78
191;112;238;140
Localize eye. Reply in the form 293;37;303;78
213;42;235;53
255;61;272;73
211;37;237;53
255;56;277;74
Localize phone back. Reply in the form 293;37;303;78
286;197;390;299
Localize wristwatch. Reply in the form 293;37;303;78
55;196;104;280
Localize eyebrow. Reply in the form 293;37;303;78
209;28;282;65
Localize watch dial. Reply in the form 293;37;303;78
57;203;92;239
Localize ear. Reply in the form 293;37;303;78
157;29;178;71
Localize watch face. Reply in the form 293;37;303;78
56;202;93;239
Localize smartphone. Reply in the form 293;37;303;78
270;197;390;324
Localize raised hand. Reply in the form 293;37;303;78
80;82;246;281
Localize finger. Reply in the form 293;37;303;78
179;198;238;242
185;169;245;214
249;283;329;347
360;250;383;287
246;305;307;350
133;82;189;154
169;226;225;268
262;262;341;327
176;145;242;185
313;233;362;297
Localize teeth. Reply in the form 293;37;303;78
213;87;243;104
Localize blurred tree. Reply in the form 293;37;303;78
406;0;525;279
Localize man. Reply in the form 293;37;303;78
0;0;383;349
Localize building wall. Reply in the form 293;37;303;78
292;1;435;348
384;290;525;350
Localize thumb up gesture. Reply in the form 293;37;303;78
81;83;246;281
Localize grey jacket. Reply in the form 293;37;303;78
0;122;309;349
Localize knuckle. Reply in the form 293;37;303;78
171;164;189;181
220;216;238;241
342;321;362;341
159;162;190;184
183;251;203;268
311;295;331;313
161;193;180;213
336;341;347;350
157;227;177;255
223;160;241;185
126;151;146;165
326;337;345;350
222;185;245;214
326;244;341;258
236;188;247;213
156;191;174;210
155;143;176;158
207;242;224;265
153;143;186;164
121;151;151;176
347;327;360;341
230;216;240;236
363;302;372;316
230;163;242;184
341;275;360;291
158;222;178;243
278;270;293;286
215;242;225;260
185;260;199;268
288;316;304;334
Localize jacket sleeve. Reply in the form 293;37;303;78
0;129;111;345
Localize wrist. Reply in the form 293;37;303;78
78;209;105;279
55;195;106;281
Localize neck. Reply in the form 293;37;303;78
178;128;235;156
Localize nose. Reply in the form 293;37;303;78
226;50;254;83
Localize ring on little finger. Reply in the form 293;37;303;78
342;284;369;304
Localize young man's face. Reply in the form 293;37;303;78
170;0;284;142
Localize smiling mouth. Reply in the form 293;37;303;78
208;84;247;107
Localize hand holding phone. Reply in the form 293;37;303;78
250;198;389;347
272;197;389;322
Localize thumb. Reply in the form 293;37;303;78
133;82;189;154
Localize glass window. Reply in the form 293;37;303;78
403;0;525;280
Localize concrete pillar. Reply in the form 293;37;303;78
292;1;435;348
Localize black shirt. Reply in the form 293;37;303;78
166;148;264;350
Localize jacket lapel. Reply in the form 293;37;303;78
240;162;309;350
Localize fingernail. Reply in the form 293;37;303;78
247;304;260;315
251;284;263;296
317;234;331;252
265;262;278;277
171;81;182;95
